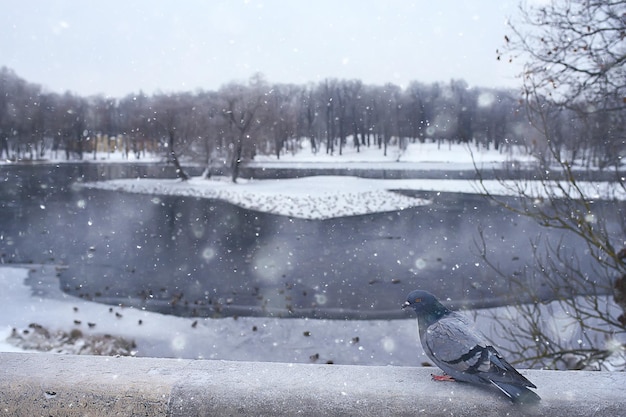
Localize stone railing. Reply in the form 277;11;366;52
1;352;624;416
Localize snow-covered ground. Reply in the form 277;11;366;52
250;139;534;169
2;264;624;369
0;265;420;365
2;141;624;369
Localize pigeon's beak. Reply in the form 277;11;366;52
401;301;410;310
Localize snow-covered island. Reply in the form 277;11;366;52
77;142;625;220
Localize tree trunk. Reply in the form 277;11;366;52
203;156;212;179
0;137;8;159
168;130;189;180
230;138;243;183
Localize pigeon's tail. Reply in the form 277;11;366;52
490;381;541;404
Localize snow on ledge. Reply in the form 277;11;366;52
1;352;625;416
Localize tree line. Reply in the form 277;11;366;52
0;65;622;181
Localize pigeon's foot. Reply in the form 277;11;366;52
431;374;456;382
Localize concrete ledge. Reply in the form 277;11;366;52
1;352;625;416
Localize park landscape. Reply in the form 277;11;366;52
0;0;625;373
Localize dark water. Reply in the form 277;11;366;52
0;163;621;319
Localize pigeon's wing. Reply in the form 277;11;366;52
424;314;536;389
423;314;490;377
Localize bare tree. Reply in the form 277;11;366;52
499;0;626;166
194;90;221;179
0;67;12;159
405;81;432;144
478;0;626;370
377;83;401;157
118;92;156;159
266;83;299;159
17;83;45;160
298;84;319;153
86;96;118;160
219;75;266;182
51;92;88;161
342;80;364;153
321;79;337;155
151;93;196;180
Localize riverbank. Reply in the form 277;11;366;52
2;265;624;370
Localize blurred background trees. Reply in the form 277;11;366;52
0;65;534;180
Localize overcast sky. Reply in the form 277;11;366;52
1;0;524;98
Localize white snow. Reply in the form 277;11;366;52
80;175;433;220
251;140;533;168
0;265;422;365
79;174;626;220
77;142;625;220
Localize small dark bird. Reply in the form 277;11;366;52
402;290;540;403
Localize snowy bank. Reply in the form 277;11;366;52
3;265;624;370
250;141;535;169
0;265;421;366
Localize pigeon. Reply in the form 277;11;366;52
402;289;540;403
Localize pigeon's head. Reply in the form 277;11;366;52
402;290;446;315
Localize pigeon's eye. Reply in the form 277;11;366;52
414;298;421;303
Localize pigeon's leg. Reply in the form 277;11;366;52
431;373;456;382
